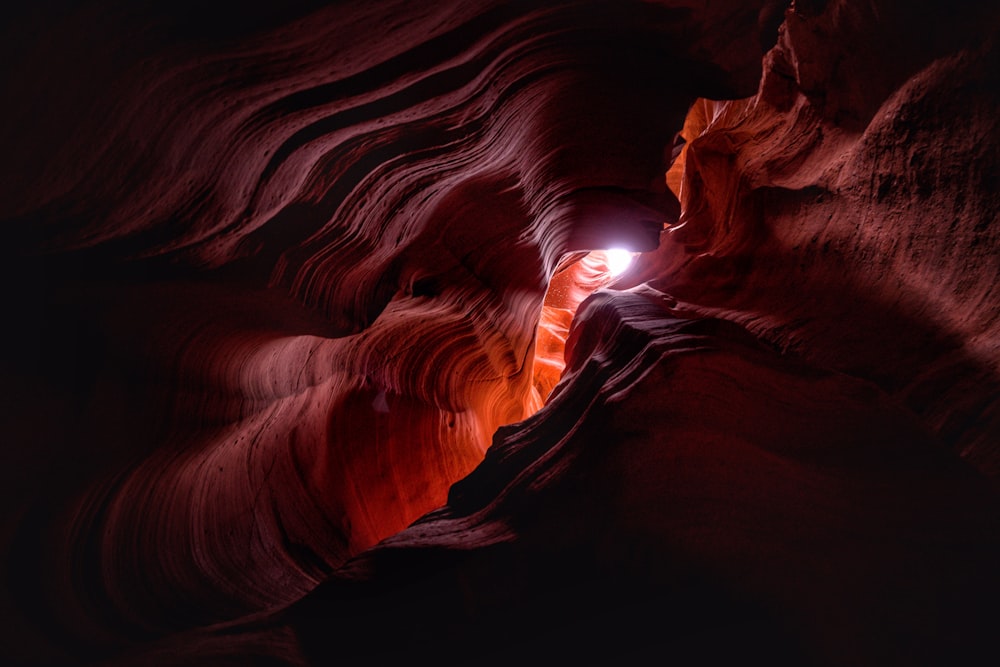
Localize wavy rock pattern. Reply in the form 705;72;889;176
284;290;1000;666
639;0;1000;474
1;0;998;665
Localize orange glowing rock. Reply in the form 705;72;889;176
530;249;637;407
2;0;999;664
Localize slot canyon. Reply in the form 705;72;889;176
2;1;999;664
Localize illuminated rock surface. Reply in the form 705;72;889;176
1;1;998;665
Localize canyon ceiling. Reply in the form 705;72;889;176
1;1;999;665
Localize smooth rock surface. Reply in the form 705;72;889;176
1;1;998;665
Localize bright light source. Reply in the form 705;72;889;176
605;248;634;276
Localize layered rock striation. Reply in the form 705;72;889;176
1;1;998;665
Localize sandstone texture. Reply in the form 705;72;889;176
1;1;997;665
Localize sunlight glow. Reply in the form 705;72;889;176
606;248;634;276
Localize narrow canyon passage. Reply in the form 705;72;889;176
2;1;999;665
530;248;640;409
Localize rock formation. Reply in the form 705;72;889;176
1;1;997;665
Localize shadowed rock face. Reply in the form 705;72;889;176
1;1;998;665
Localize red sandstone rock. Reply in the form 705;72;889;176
1;0;998;665
282;290;999;666
530;249;630;404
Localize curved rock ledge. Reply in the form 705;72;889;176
1;1;998;665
